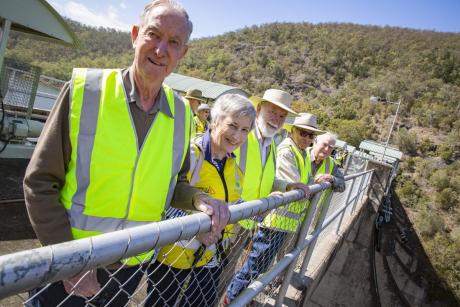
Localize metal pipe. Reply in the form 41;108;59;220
335;177;355;235
382;99;401;161
0;170;372;299
298;190;334;276
274;191;323;307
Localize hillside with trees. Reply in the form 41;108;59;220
5;20;460;300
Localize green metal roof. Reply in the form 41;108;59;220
0;0;79;47
165;73;248;101
359;140;403;161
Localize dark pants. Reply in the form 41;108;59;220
226;227;287;301
27;265;145;307
146;261;222;307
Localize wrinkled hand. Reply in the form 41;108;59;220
314;174;334;184
193;193;229;244
286;182;311;199
63;270;100;297
196;232;218;246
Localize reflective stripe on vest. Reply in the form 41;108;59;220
235;130;276;229
262;146;334;232
157;141;243;269
60;68;190;255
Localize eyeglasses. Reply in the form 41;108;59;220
298;130;314;138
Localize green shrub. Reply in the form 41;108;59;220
396;177;420;208
437;144;454;162
417;210;444;237
396;128;418;156
436;188;458;211
430;169;450;192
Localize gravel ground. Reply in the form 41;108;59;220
0;158;29;200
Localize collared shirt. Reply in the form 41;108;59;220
276;137;305;183
254;121;273;167
202;130;235;173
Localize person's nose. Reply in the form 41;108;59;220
155;39;168;57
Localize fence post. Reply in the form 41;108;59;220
274;191;323;307
298;189;334;277
335;177;355;235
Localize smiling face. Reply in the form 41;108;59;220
131;5;189;86
211;114;252;157
256;102;288;138
314;135;336;161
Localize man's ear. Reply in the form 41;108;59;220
131;25;140;48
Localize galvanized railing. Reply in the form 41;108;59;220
0;167;373;306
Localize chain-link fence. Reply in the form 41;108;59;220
0;167;373;307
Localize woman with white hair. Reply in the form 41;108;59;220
148;94;256;307
194;103;211;135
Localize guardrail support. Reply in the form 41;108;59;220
298;189;334;277
335;177;355;235
275;191;323;306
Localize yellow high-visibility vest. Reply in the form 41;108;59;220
262;146;334;232
184;98;197;139
193;115;209;135
59;68;190;265
157;138;243;269
234;130;276;229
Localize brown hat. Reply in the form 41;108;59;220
284;113;323;134
249;89;297;115
184;89;206;102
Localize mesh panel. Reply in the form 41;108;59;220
1;62;41;118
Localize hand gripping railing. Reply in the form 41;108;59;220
0;169;373;305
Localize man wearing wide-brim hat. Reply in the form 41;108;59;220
226;90;312;303
194;103;210;135
184;88;206;138
184;88;206;114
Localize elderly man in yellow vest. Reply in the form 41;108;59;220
226;91;312;302
23;1;229;306
184;88;206;137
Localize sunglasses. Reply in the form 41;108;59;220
298;130;315;138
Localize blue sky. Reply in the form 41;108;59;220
49;0;460;38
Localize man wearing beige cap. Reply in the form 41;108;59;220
184;88;206;138
226;90;311;302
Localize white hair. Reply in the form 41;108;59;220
316;132;337;143
140;0;193;42
211;94;256;129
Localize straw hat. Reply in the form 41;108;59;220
249;89;298;115
184;89;206;102
284;113;323;134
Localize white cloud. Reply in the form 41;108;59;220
120;2;128;9
50;1;130;31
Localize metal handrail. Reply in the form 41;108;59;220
0;170;373;300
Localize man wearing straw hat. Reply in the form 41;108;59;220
225;91;311;303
